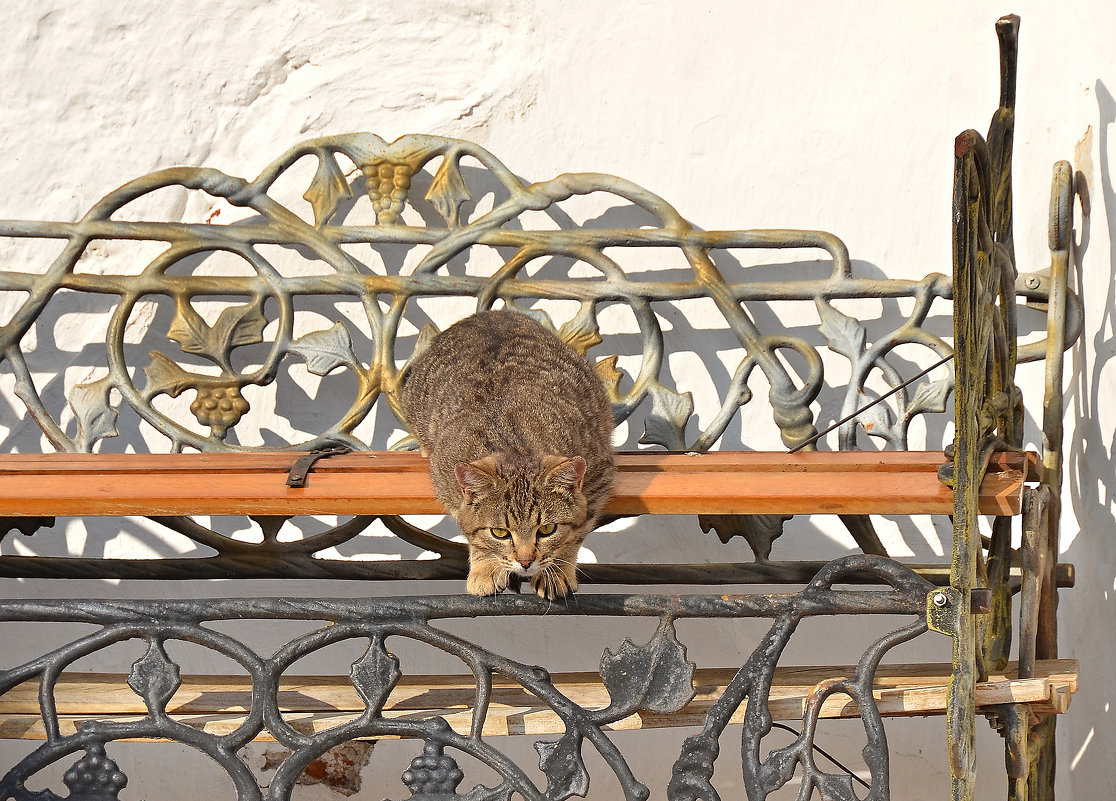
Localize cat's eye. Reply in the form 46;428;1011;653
490;527;512;539
537;523;558;537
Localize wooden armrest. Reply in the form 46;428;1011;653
0;450;1031;517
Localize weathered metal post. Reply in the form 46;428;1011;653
948;14;1023;800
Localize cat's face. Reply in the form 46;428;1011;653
454;454;590;585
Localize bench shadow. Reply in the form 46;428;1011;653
1055;78;1116;789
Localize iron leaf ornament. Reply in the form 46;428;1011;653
534;731;590;801
815;299;867;363
905;372;952;419
142;351;199;399
69;375;119;451
349;635;401;716
126;640;181;714
698;513;792;562
166;298;267;369
639;381;694;451
303;152;353;228
425;153;472;227
290;322;360;376
558;303;604;356
598;619;696;718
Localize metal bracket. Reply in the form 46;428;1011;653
926;587;992;635
926;587;962;635
286;446;351;488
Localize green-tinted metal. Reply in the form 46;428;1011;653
1021;155;1075;801
0;147;943;457
948;13;1025;801
946;15;1075;801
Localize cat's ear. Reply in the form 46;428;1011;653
456;457;500;503
543;455;586;495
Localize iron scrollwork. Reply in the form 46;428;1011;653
0;68;1077;576
0;556;933;801
0;104;1026;575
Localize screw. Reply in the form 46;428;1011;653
932;592;950;608
1024;276;1041;289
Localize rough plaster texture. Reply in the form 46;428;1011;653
0;1;1114;798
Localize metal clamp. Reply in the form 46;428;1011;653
927;587;961;635
926;587;992;636
286;446;351;488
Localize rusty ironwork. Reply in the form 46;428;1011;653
947;14;1022;799
945;15;1076;801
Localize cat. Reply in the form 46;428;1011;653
399;309;615;599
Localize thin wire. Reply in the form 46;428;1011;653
787;353;955;453
770;721;872;791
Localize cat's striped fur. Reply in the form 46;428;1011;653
399;310;615;599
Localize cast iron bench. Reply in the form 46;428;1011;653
0;15;1081;801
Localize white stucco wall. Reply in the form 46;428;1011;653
0;1;1113;798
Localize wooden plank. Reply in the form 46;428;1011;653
0;451;1029;517
0;660;1077;741
0;449;1029;474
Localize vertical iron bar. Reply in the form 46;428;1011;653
949;127;986;801
1019;486;1050;679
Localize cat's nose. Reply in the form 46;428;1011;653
517;557;534;568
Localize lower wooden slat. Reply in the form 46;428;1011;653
0;659;1076;741
0;450;1030;517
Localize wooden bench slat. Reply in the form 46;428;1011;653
0;659;1076;741
0;450;1033;474
0;451;1029;517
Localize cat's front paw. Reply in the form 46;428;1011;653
532;565;578;600
467;566;508;596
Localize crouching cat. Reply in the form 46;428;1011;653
399;309;615;599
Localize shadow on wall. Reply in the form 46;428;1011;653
1058;79;1116;794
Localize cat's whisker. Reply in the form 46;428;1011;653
552;557;590;581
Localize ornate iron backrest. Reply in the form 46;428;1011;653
0;126;1080;577
1;131;974;458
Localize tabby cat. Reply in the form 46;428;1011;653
399;309;615;599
